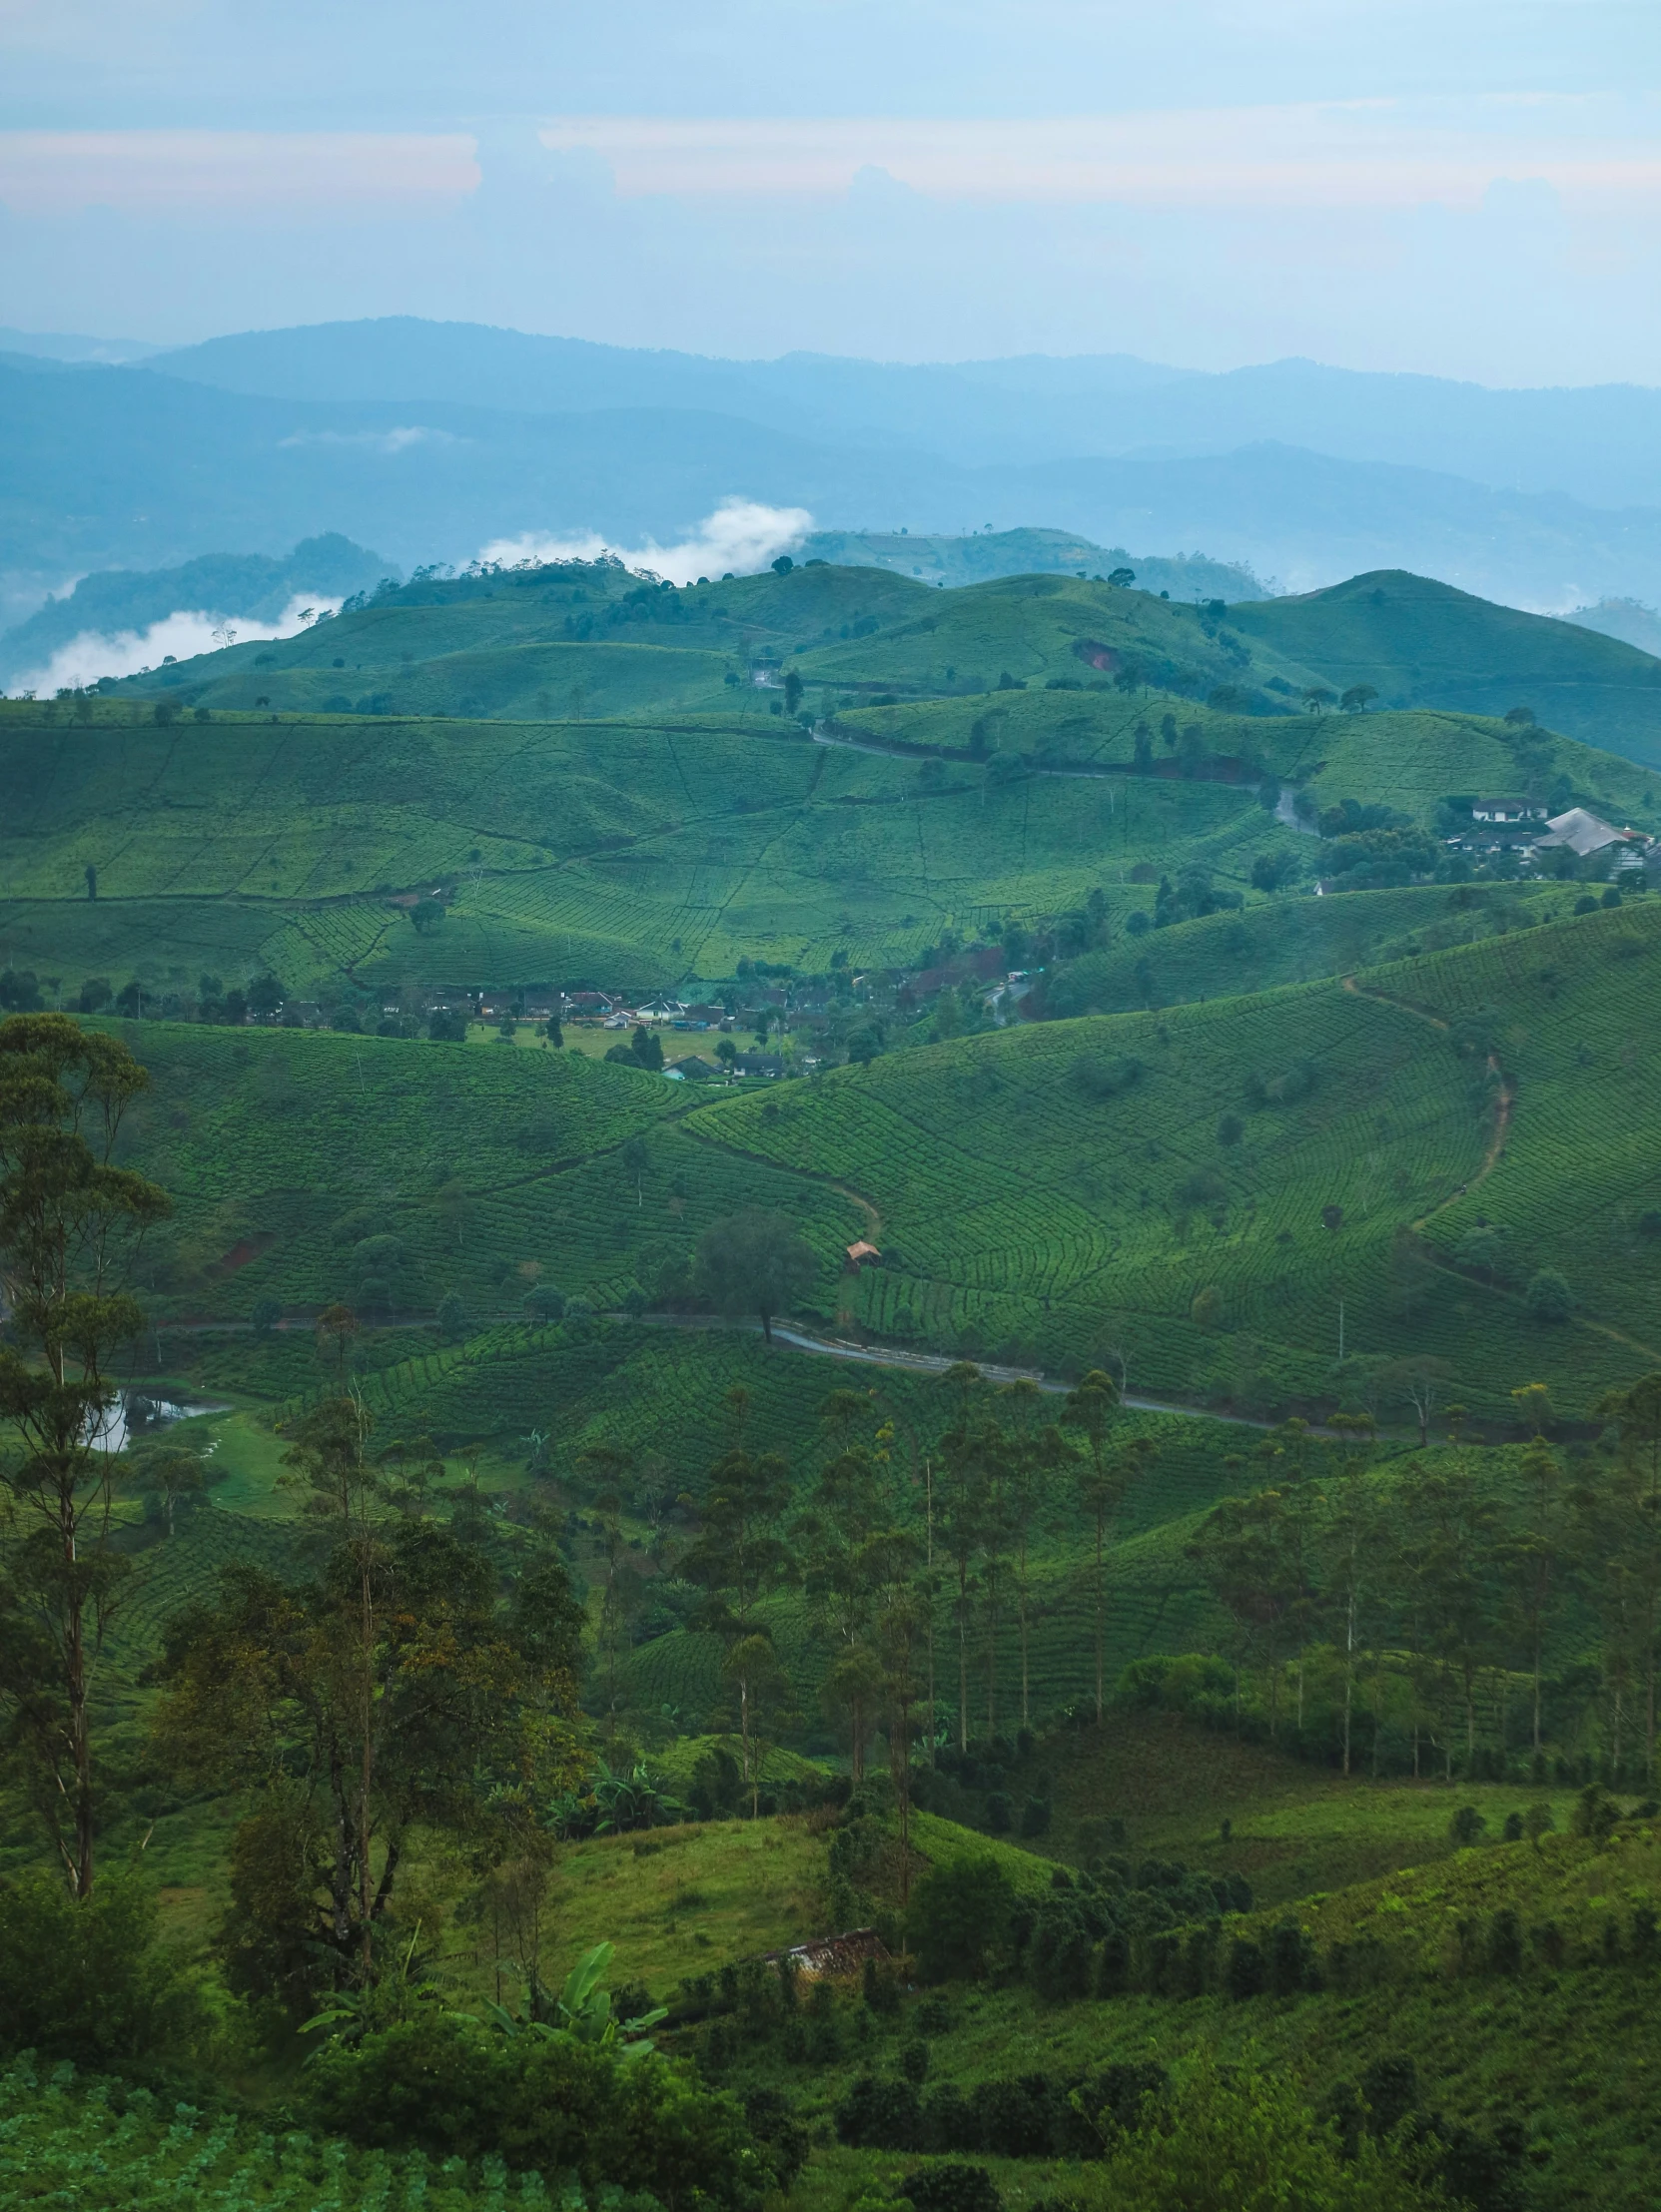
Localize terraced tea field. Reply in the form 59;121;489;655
686;898;1661;1414
102;1017;861;1326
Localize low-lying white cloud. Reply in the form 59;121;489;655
476;497;812;587
10;593;342;696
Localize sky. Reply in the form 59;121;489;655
2;1;1660;381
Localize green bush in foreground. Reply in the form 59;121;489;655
307;2008;776;2210
0;1871;214;2068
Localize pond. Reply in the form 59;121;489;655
87;1391;231;1455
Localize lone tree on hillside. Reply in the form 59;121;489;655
0;1016;171;1894
695;1207;817;1344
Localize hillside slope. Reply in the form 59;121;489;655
688;896;1661;1415
1230;568;1661;762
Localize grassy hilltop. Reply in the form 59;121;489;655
1230;568;1661;763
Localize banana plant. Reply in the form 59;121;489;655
302;1923;448;2047
482;1942;668;2061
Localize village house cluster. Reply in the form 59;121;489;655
1453;798;1656;874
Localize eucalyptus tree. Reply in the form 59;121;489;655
1063;1369;1157;1722
0;1015;170;1895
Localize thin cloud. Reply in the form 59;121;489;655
278;426;460;452
0;130;479;214
540;103;1661;211
477;497;812;586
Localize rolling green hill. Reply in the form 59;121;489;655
95;1017;858;1328
1229;568;1661;764
7;552;1657;1013
4;688;1651;1014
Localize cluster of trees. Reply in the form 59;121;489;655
836;2043;1530;2212
0;1015;797;2207
1176;1390;1661;1780
627;1363;1158;1872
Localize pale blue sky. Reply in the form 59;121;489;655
2;1;1659;380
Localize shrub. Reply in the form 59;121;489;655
1526;1269;1572;1323
1448;1805;1487;1846
899;2164;1002;2212
1175;1168;1228;1210
1571;1783;1621;1843
1267;1918;1317;1996
979;2074;1068;2157
1028;1897;1096;2001
1631;1903;1660;1964
1097;1925;1132;1996
836;2072;923;2150
308;2010;773;2208
742;2088;809;2191
1487;1907;1524;1976
1019;1794;1052;1838
1092;2058;1171;2138
922;2081;980;2152
907;1857;1016;1982
0;1871;211;2066
1072;1053;1144;1101
863;1956;902;2014
1225;1935;1267;1999
1091;2053;1427;2211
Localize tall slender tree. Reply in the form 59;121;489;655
1000;1378;1065;1730
681;1390;796;1798
1501;1434;1564;1756
1579;1373;1661;1772
0;1015;169;1895
933;1364;993;1750
1063;1371;1155;1721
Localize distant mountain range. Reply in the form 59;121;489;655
8;318;1661;630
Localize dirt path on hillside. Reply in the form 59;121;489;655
1340;974;1514;1225
681;1121;883;1239
1337;984;1654;1362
